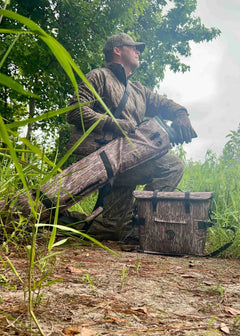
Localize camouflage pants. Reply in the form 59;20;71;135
88;152;184;240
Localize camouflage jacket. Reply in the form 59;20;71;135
67;62;187;156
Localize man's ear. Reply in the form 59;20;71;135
113;46;122;57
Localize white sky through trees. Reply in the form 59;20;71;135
159;0;240;161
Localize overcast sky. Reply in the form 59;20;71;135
159;0;240;161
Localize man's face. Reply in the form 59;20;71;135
118;45;140;71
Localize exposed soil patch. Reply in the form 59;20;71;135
0;241;240;336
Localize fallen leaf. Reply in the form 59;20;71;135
203;281;214;286
131;305;149;315
132;314;141;322
105;312;123;324
63;326;80;335
66;266;83;275
127;264;138;269
219;322;230;334
80;327;96;336
63;326;96;336
52;274;65;279
181;274;195;278
224;306;240;316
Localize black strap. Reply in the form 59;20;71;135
82;151;115;233
95;82;130;146
99;151;114;179
63;147;116;206
81;185;109;233
37;190;55;210
114;82;129;118
152;189;159;213
35;190;82;224
184;190;190;214
202;222;236;257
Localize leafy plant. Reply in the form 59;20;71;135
82;272;96;291
134;260;142;275
121;265;128;289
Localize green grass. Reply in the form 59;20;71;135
178;148;240;257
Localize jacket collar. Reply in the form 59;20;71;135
105;62;127;86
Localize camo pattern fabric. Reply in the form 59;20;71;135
67;62;187;156
66;62;186;240
88;153;184;241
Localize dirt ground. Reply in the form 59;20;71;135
0;240;240;336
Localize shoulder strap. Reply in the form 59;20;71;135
94;82;130;146
200;222;236;257
113;82;130;118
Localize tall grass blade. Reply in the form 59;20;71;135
6;103;83;130
48;179;62;252
42;113;107;182
0;32;19;69
5;256;23;284
0;116;36;216
36;223;121;257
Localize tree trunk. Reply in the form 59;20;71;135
25;97;35;161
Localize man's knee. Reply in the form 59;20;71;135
174;155;185;177
167;154;185;185
144;153;185;191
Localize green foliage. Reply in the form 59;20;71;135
121;265;128;289
221;124;240;166
82;272;96;290
0;0;220;147
71;191;98;215
178;126;240;257
128;0;221;89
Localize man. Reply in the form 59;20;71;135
67;33;197;241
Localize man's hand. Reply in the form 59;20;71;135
104;117;135;135
171;111;197;144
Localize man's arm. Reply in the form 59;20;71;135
67;70;107;132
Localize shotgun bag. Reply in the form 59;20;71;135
17;118;171;219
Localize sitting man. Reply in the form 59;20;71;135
67;33;197;241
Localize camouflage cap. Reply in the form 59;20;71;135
103;33;145;54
